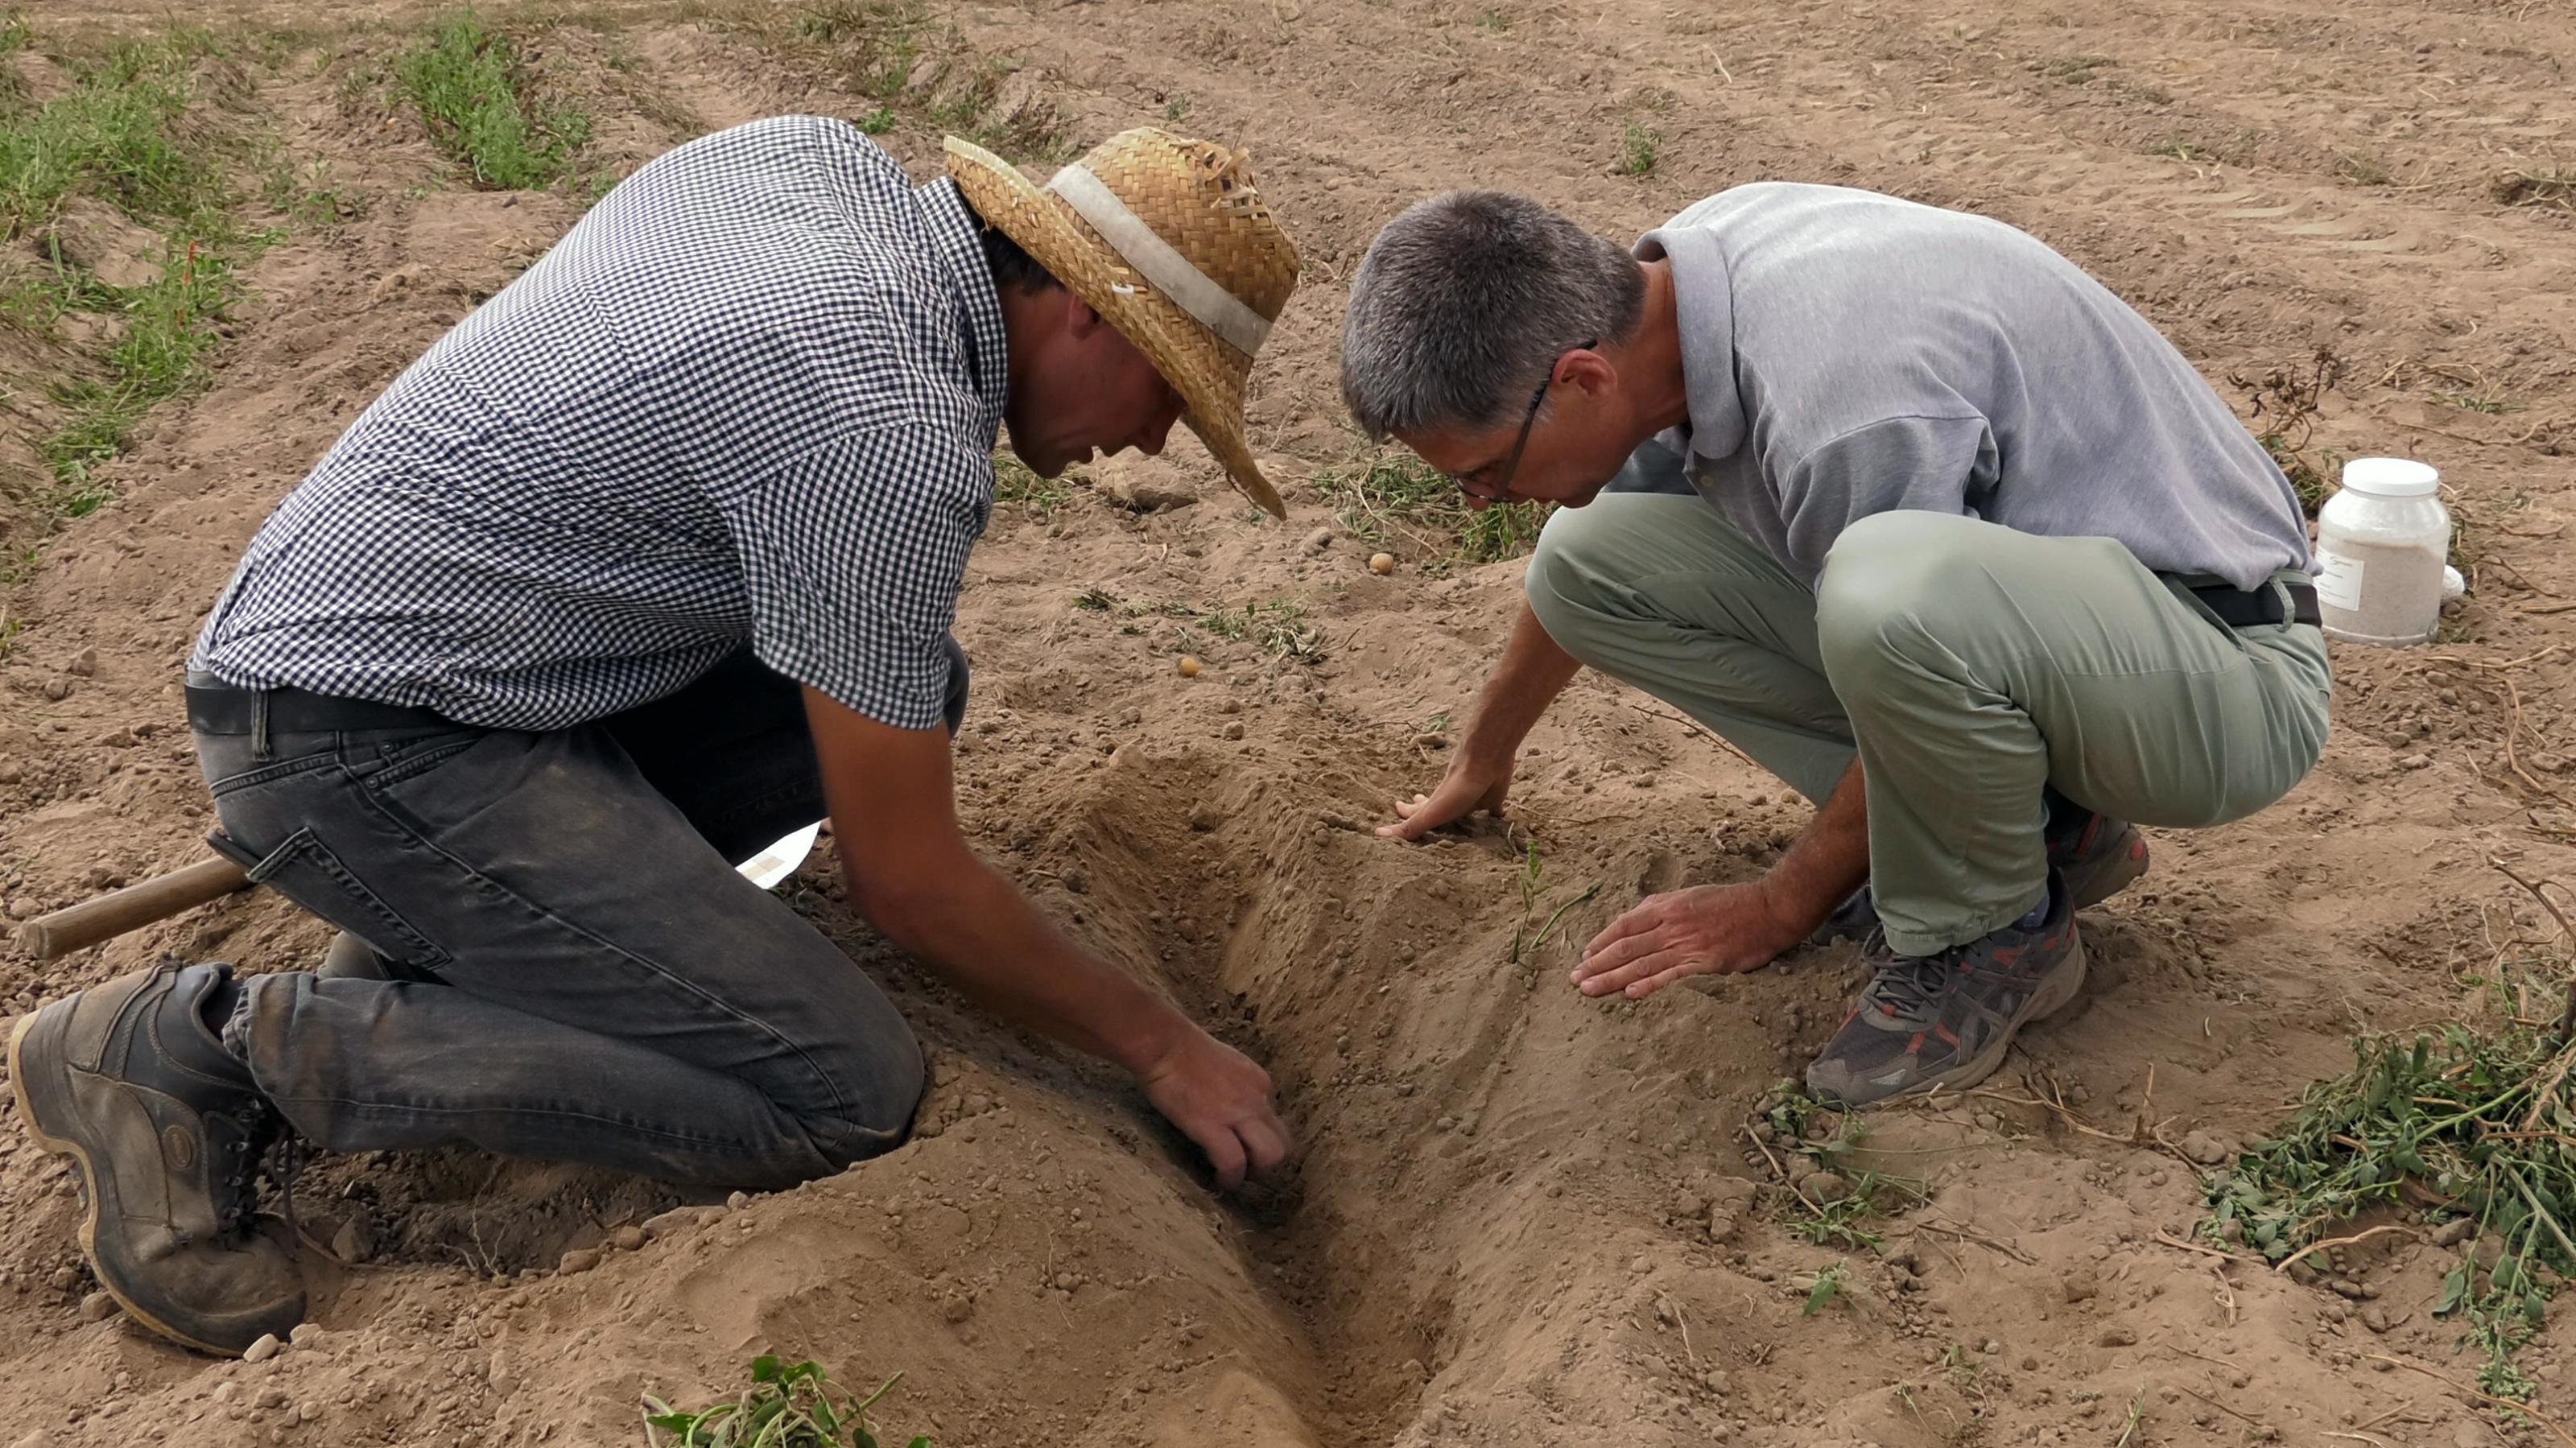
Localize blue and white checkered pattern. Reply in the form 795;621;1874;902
191;116;1008;732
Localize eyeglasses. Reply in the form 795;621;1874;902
1452;339;1596;503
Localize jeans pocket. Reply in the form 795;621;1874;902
207;825;452;969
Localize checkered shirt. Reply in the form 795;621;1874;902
190;116;1007;732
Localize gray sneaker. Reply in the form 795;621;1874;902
1805;877;2085;1108
1810;811;2148;947
8;963;305;1354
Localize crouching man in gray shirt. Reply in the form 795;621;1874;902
1344;183;2330;1107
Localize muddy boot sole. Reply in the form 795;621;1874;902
8;1006;275;1355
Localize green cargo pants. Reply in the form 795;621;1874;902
1524;492;2332;955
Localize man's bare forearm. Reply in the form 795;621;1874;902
854;856;1191;1076
1460;602;1583;762
1756;760;1870;932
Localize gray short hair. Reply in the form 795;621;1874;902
1340;191;1645;440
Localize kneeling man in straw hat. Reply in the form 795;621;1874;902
1344;184;2328;1108
10;117;1299;1355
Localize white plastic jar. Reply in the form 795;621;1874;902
2313;457;2450;647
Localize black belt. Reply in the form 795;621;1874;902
2177;579;2320;630
184;683;453;736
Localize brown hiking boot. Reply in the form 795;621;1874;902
1810;811;2148;947
8;963;305;1355
1805;876;2085;1108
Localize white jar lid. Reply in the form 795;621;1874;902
2341;457;2440;497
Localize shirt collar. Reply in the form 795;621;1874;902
916;177;1009;437
1633;222;1746;463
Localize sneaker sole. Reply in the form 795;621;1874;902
8;1006;244;1358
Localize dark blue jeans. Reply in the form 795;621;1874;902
191;650;960;1190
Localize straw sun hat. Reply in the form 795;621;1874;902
945;128;1301;517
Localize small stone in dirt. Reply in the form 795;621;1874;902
255;1386;288;1409
1705;1209;1740;1244
1981;1339;2002;1355
39;677;70;701
299;1403;321;1424
725;1190;750;1211
2362;1306;2392;1334
288;1323;325;1349
2095;1326;2137;1347
68;648;97;677
329;1219;372;1264
2329;1277;2368;1300
0;758;20;784
213;1383;239;1404
78;1291;116;1322
2430;1218;2476;1248
243;1334;283;1363
610;1226;646;1252
1222;721;1245;741
557;1248;601;1276
642;1207;700;1240
2397;753;2431;770
942;1295;972;1325
1187;802;1225;832
2021;1355;2040;1371
1304;527;1332;551
1369;552;1395;575
1798;1170;1852;1203
1177;655;1202;679
2181;1130;2232;1165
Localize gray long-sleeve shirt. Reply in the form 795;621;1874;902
1639;183;2310;591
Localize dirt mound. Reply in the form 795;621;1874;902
5;1;2576;1445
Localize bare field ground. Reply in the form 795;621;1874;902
2;0;2574;1444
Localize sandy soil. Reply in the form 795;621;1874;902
3;0;2574;1444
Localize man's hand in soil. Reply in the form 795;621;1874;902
1572;881;1810;999
806;688;1292;1188
1575;761;1872;1000
1380;602;1581;842
1137;1029;1291;1190
1381;753;1512;840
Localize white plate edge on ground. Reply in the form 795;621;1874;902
737;822;823;890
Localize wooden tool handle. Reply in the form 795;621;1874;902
14;856;254;961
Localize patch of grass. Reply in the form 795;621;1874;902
1800;1259;1849;1316
2202;927;2576;1403
993;450;1071;515
396;10;591;190
644;1356;928;1448
2035;53;2116;85
857;105;894;134
2494;165;2574;215
43;236;237;510
1476;7;1510;31
1508;838;1599;972
261;154;369;227
1618;118;1661;176
0;21;255;518
1310;453;1553;575
1757;1087;1926;1251
763;1;1071;163
1162;95;1188;123
2436;390;2520;416
0;30;225;240
1199;599;1323;662
2334;149;2394;187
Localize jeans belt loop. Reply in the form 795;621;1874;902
251;690;273;761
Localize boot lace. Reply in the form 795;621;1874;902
1859;931;1957;1025
210;1099;303;1247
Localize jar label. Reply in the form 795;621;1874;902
2315;550;2365;612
